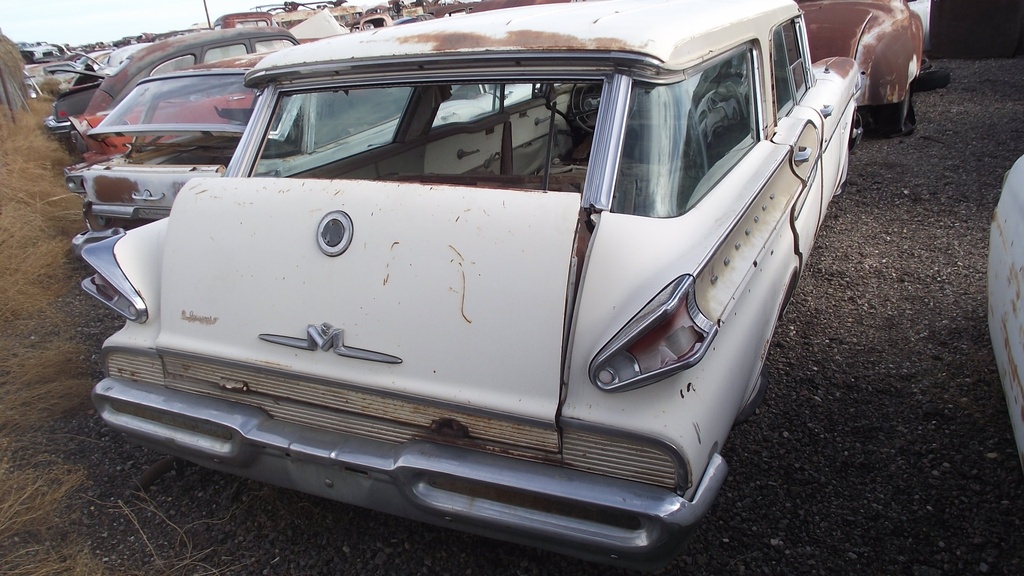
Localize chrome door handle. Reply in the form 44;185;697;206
131;189;164;201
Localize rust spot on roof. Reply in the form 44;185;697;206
397;30;640;54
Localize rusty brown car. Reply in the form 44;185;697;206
800;0;947;135
45;28;296;156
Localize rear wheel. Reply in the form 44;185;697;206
872;92;916;137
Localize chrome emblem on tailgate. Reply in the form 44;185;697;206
259;323;402;364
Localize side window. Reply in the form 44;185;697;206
150;55;196;76
613;47;759;217
772;19;809;116
432;83;532;128
203;44;248;63
255;39;295;53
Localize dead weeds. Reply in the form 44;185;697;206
0;35;243;576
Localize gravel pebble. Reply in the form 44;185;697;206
54;57;1024;575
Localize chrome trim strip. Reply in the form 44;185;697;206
91;204;170;219
245;52;654;88
79;233;147;323
227;84;278;178
93;377;726;571
109;346;560;452
583;73;631;211
87;123;246;138
693;147;789;277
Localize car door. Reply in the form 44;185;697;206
770;18;827;267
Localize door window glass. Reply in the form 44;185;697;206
772;19;809;116
612;48;758;217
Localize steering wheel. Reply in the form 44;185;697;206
570;84;602;132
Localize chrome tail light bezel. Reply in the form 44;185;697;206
80;233;148;323
589;275;717;393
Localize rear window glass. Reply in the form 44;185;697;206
150;55;196;76
251;80;591;194
203;44;248;63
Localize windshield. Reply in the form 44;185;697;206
94;73;256;134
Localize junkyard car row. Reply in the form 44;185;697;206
77;0;862;568
45;27;297;156
65;58;264;253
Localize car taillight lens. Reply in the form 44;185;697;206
589;275;717;393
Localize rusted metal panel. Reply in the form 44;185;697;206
86;165;224;206
930;0;1024;58
990;156;1024;472
214;12;276;29
799;0;923;106
248;0;800;82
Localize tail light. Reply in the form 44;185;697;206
589;275;717;393
80;235;148;323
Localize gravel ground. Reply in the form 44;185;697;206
54;57;1024;575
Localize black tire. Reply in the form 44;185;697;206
912;67;951;93
870;93;916;137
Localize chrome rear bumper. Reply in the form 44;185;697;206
93;377;727;570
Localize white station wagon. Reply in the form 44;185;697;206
82;0;860;568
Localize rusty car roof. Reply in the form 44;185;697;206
247;0;799;83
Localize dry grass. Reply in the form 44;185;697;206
0;35;230;576
0;33;107;576
0;97;87;435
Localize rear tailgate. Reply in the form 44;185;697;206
156;177;581;426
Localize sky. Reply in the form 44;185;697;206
2;0;292;47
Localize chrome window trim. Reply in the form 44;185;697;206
244;51;657;87
235;70;614;179
227;83;278;177
583;73;631;212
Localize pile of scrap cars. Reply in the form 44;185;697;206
45;0;1023;570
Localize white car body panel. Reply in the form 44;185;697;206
990;155;1024;471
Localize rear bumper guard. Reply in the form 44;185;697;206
93;377;727;570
